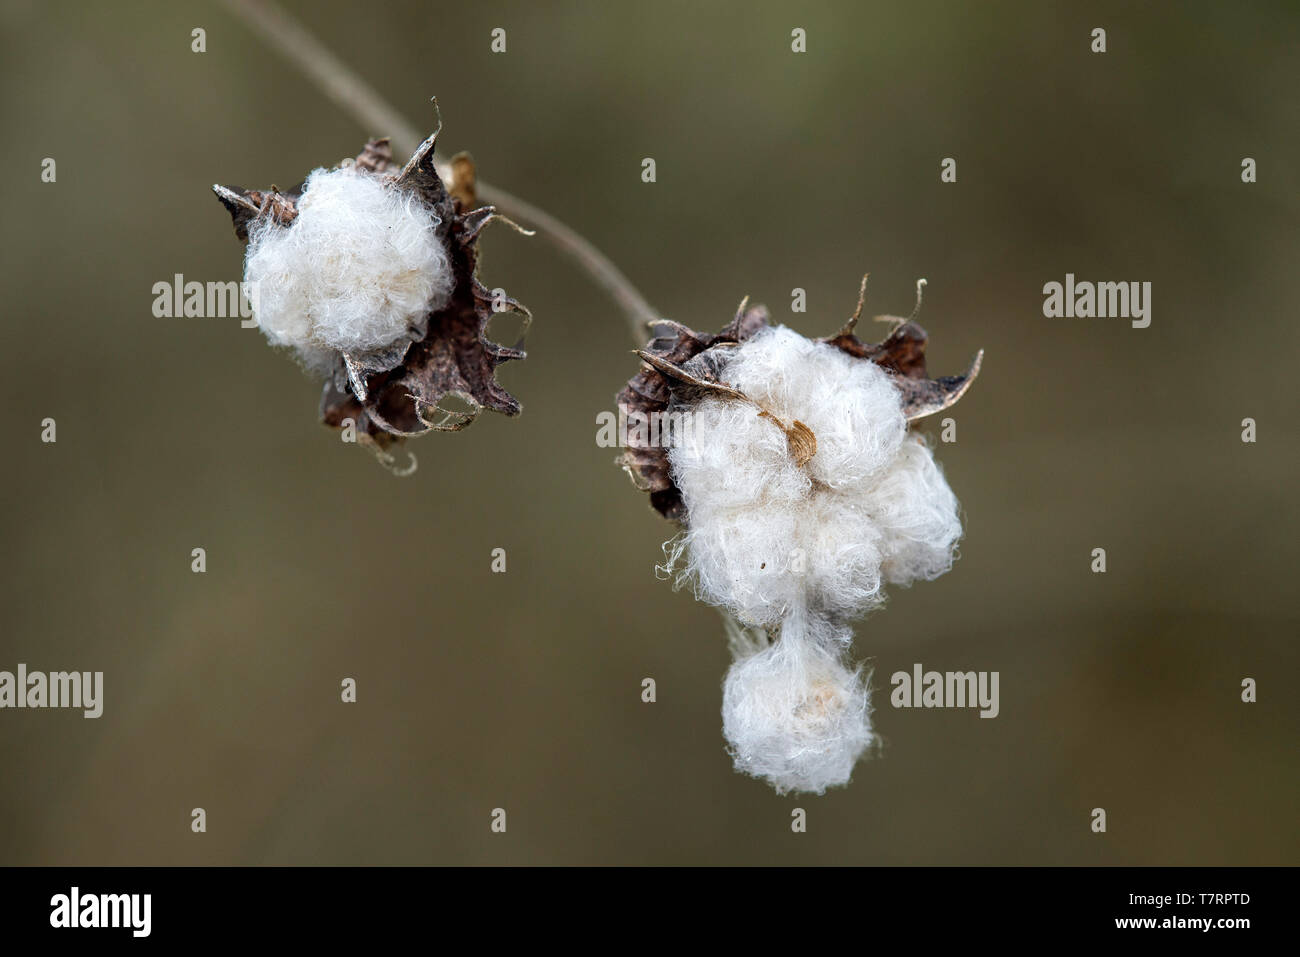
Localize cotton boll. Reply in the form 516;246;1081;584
668;323;935;626
870;434;963;586
647;309;973;793
665;322;961;792
244;167;453;365
721;616;873;795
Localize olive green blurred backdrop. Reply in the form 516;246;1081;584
1;0;1296;865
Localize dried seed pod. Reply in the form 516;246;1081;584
213;124;531;469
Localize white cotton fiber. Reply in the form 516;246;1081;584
720;325;907;490
869;434;963;586
664;498;806;627
665;323;963;793
667;324;961;628
721;612;873;795
244;167;453;367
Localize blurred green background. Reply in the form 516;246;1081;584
1;0;1296;865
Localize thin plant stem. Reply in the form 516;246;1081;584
216;0;661;343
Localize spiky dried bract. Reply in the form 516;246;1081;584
821;319;983;420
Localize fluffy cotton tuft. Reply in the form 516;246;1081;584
665;323;963;793
872;431;963;585
667;325;961;628
721;613;874;795
244;167;453;370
